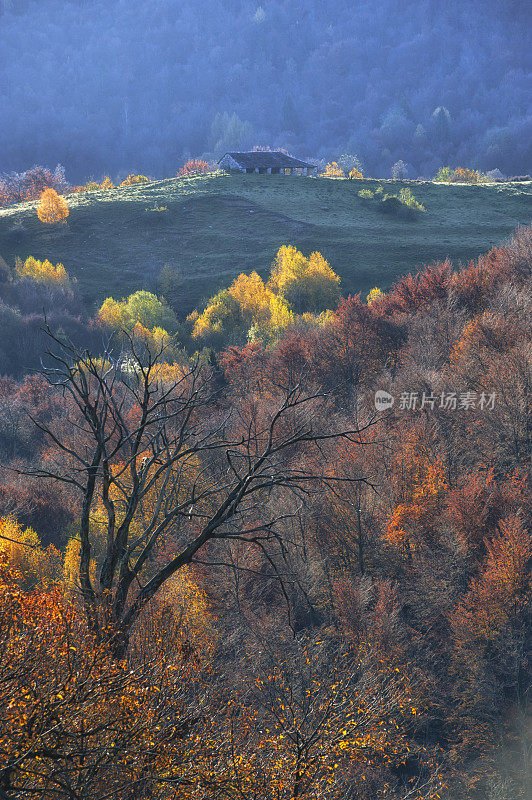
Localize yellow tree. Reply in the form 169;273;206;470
228;270;273;325
37;187;69;223
321;161;345;178
269;245;341;313
366;286;384;305
245;647;444;800
15;255;70;286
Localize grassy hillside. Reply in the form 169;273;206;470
1;174;531;314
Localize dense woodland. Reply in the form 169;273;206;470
0;220;530;798
1;0;531;180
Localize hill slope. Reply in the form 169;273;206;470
1;174;531;314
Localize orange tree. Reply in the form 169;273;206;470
37;187;69;223
0;555;234;800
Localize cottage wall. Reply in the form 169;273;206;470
219;154;245;173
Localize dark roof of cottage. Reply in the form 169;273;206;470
219;151;313;169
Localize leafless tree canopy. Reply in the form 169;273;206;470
29;329;376;655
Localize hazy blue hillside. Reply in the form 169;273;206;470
0;0;530;181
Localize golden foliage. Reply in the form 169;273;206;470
321;161;345;178
97;291;178;351
386;454;448;551
120;173;150;186
36;187;69;223
178;159;212;177
366;286;384;305
269;245;341;313
15;255;70;286
193;245;341;345
0;517;61;589
0;562;224;798
228;270;273;323
449;167;479;183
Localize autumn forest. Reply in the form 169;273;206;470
0;193;530;797
1;0;531;797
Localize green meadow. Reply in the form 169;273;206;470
1;173;530;314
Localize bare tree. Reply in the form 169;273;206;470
28;329;375;657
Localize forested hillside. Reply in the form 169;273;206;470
0;225;530;798
0;0;530;179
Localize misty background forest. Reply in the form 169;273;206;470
1;0;531;182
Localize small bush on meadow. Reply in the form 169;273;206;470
398;187;425;211
435;166;452;182
449;167;478;183
321;162;345;178
120;174;150;186
177;159;212;177
377;188;425;218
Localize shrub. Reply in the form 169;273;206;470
120;174;150;186
37;188;69;224
76;176;116;193
434;166;452;183
435;166;479;184
450;167;479;183
378;188;425;218
80;181;101;192
398;187;425;211
177;159;212;177
348;168;363;179
480;169;505;183
321;162;345;178
358;189;374;199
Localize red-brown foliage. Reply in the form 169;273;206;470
377;227;532;317
177;159;212;177
0;165;70;207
